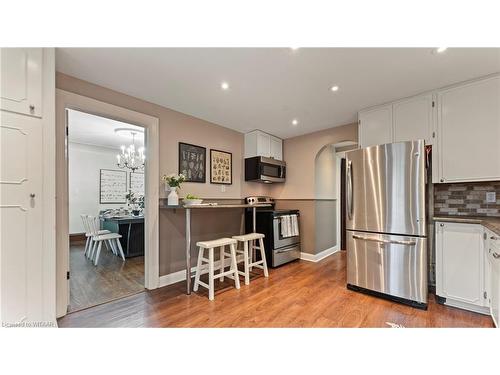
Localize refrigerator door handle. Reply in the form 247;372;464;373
352;234;416;246
347;160;353;220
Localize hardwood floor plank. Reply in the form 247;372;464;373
59;252;494;328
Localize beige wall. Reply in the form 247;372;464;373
269;123;357;200
56;72;358;269
57;73;263;200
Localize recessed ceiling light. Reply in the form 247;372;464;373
436;47;448;53
221;81;229;90
330;85;339;92
292;119;299;126
290;47;300;51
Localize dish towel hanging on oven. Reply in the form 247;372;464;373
280;214;299;238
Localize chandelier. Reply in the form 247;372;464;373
116;129;145;172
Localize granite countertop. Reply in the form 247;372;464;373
433;215;500;236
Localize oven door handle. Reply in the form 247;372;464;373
352;234;416;246
276;247;298;253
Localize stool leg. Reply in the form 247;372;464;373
249;240;254;271
259;238;269;277
243;240;250;285
208;247;215;300
219;245;225;282
193;247;204;292
230;243;240;290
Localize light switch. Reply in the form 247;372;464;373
486;192;496;203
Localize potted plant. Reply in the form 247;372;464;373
161;173;185;206
126;191;144;216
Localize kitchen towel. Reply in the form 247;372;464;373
280;215;292;238
290;214;299;236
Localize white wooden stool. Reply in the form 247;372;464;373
232;233;269;285
193;238;240;300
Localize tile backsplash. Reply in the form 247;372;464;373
434;181;500;217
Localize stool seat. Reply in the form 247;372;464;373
232;233;265;241
196;237;236;248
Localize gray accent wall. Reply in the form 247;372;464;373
315;200;337;253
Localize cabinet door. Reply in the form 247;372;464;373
1;111;44;322
256;131;271;158
436;75;500;183
491;251;499;327
393;93;434;145
358;104;393;148
269;136;282;160
436;222;484;306
0;48;43;117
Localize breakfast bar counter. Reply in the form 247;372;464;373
161;203;271;294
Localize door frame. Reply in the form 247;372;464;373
55;89;160;318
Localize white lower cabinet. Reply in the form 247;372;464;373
486;230;500;327
435;222;489;314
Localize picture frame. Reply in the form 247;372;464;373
210;149;232;185
178;142;206;183
99;169;127;204
129;171;145;196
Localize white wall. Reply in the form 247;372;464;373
69;142;130;234
315;144;337;199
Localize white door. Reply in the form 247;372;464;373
0;48;43;117
269;136;282;160
393;93;434;145
256;131;271;158
358;104;393;148
436;222;484;307
436;75;500;183
0;111;44;323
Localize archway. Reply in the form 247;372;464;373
314;141;357;255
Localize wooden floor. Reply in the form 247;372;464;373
69;244;144;312
59;251;494;327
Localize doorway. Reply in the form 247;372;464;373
67;109;146;312
56;90;159;318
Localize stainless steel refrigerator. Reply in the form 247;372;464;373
345;140;428;309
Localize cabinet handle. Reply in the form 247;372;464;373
440;223;444;227
30;193;35;198
493;252;500;259
440;178;444;182
29;105;35;113
491;236;499;241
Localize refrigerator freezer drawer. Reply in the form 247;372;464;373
347;230;428;304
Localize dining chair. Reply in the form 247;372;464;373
87;215;126;265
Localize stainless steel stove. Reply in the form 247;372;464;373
245;196;301;267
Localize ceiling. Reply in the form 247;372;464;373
57;48;500;139
67;109;144;149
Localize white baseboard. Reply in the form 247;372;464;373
300;245;339;263
158;255;244;288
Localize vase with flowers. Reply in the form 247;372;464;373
161;173;185;206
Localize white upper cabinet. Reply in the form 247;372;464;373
245;130;283;160
435;75;500;183
358;104;393;148
393;93;435;145
269;135;283;160
0;48;43;117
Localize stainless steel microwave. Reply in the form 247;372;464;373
245;156;286;183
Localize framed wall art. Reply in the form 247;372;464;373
210;149;232;185
178;142;206;183
99;169;127;204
